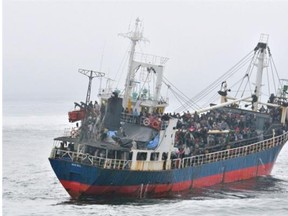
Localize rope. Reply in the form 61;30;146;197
115;47;130;89
174;50;255;112
270;57;281;93
163;80;200;111
163;77;201;110
193;52;253;102
236;53;258;98
193;51;254;101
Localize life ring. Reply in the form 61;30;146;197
143;118;150;126
151;120;160;130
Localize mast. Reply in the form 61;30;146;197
78;69;105;105
253;34;269;111
154;66;163;105
119;18;148;109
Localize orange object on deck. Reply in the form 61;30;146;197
68;109;86;122
150;118;161;130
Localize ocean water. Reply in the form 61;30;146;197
3;99;288;216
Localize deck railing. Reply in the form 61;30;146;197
50;131;288;171
50;148;132;170
172;131;288;169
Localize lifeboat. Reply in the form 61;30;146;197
68;109;85;122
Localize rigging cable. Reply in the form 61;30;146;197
193;50;255;101
115;47;130;89
163;78;200;111
235;74;248;98
175;50;255;112
270;56;281;94
163;84;199;111
163;81;190;111
163;76;201;110
203;77;247;108
271;58;281;84
269;58;277;94
189;51;254;103
267;46;279;93
235;52;256;98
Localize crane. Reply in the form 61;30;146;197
78;69;105;105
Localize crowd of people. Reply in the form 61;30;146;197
70;97;288;159
120;104;285;156
171;109;255;156
164;107;287;157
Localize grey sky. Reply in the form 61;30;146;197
3;0;288;108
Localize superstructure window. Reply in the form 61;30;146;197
137;152;147;161
150;152;159;161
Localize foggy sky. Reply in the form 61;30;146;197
3;0;288;107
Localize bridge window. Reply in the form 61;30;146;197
162;152;169;160
150;152;159;161
137;152;147;161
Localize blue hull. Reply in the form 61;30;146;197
49;143;284;199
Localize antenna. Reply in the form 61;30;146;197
119;18;150;108
78;69;105;105
118;18;149;43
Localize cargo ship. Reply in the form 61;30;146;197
49;19;288;200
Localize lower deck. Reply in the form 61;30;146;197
50;132;288;172
49;132;288;199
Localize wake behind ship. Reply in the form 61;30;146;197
49;19;288;200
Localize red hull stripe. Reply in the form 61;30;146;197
60;162;274;198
